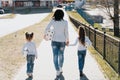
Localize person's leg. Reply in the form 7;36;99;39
30;55;35;73
81;51;86;71
58;42;65;73
52;41;59;71
78;51;83;72
78;50;86;77
26;55;31;75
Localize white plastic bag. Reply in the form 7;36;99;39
44;26;54;41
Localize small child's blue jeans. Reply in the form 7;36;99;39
26;55;35;74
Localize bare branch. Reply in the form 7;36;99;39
98;0;114;19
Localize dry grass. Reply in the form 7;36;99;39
0;13;53;80
67;11;90;25
0;14;16;19
88;47;120;80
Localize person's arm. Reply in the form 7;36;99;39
85;36;92;47
69;38;78;46
64;21;69;45
34;43;38;59
45;20;53;33
22;44;28;56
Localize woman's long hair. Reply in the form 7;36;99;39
53;9;64;21
78;27;85;46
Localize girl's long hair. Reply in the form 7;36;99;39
78;27;85;46
25;32;34;41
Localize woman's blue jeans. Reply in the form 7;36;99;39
77;50;86;72
26;55;35;73
51;41;65;71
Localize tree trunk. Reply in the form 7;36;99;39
114;0;119;37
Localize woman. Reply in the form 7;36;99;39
44;9;69;77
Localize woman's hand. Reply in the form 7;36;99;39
66;40;69;46
44;35;48;41
44;35;46;39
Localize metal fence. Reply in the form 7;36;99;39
69;16;120;75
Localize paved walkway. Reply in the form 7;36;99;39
13;10;106;80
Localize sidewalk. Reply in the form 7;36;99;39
13;10;106;80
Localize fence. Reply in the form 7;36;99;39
69;16;120;75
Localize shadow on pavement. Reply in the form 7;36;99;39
55;73;65;80
80;74;89;80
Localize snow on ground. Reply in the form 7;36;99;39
85;8;114;28
0;13;49;37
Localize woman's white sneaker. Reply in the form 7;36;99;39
56;71;60;76
60;68;63;73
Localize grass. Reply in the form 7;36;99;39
106;32;120;39
0;13;53;80
67;11;90;25
0;14;16;19
67;11;103;29
88;47;120;80
94;23;102;29
67;11;120;80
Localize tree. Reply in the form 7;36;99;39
99;0;119;37
113;0;119;37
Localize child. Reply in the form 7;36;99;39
22;32;37;78
69;26;92;77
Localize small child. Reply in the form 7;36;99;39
22;32;37;78
69;26;92;77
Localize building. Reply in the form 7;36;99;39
0;0;76;8
63;0;74;3
0;0;13;7
87;0;114;5
0;0;60;7
0;1;1;7
13;0;59;7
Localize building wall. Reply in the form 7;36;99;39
14;1;41;7
2;0;10;7
0;1;1;7
0;0;13;7
0;0;60;7
14;0;59;7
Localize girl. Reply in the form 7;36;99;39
22;32;37;78
69;26;92;77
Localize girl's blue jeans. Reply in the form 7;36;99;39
77;50;86;72
51;41;65;71
26;55;35;73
